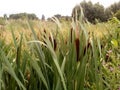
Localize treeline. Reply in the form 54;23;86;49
47;14;71;22
1;1;120;23
9;13;39;20
3;13;39;20
72;1;120;23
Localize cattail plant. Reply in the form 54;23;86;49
75;25;80;62
43;28;57;51
72;5;86;62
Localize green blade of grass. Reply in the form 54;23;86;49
0;57;2;90
90;37;103;90
43;36;67;90
1;50;26;90
16;33;23;70
27;20;50;89
55;55;67;90
30;58;48;90
11;28;18;49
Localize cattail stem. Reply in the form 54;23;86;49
75;24;80;61
70;28;73;43
75;38;80;61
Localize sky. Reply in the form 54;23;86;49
0;0;120;19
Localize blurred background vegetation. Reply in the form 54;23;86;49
1;1;120;23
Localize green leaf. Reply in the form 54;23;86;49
1;50;26;90
43;36;67;90
111;39;118;48
30;59;48;90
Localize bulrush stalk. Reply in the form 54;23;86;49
70;28;73;43
75;24;80;62
49;35;57;51
53;38;57;51
83;37;91;55
43;29;47;38
75;38;79;61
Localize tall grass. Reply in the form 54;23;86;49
0;10;120;90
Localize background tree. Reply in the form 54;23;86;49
72;1;120;23
54;14;61;19
80;1;94;22
41;14;45;21
4;14;7;20
27;13;39;20
72;1;106;23
105;1;120;19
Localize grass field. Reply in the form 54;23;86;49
0;17;120;90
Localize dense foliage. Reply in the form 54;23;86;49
72;1;120;23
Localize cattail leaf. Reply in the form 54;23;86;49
30;59;48;90
111;39;118;48
43;36;67;90
1;50;26;90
